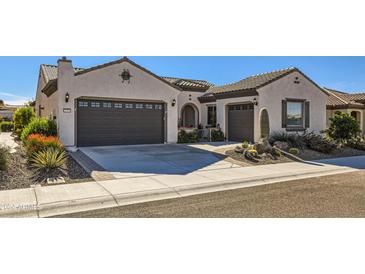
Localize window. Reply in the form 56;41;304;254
114;103;123;108
287;101;303;127
103;102;112;108
145;104;153;109
155;105;162;110
125;103;133;109
136;104;144;109
91;102;100;108
207;105;216;126
78;101;88;107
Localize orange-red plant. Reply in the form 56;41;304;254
25;134;63;156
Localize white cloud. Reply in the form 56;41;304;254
0;91;31;105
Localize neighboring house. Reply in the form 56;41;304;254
35;57;328;147
325;88;365;135
0;100;22;121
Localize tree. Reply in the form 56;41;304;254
327;112;361;142
13;107;35;131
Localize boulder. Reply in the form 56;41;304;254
273;141;289;151
254;140;272;154
234;146;245;154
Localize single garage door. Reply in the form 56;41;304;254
228;103;254;142
77;99;165;146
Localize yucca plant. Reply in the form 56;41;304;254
30;148;67;172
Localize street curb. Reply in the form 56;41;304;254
0;166;355;218
45;166;354;218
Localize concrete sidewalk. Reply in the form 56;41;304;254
0;158;358;218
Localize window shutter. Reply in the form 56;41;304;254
305;101;310;128
282;100;287;128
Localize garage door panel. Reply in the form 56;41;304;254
77;99;164;146
228;104;254;142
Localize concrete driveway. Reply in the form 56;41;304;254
79;143;240;177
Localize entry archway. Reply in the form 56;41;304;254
260;108;270;139
181;103;199;128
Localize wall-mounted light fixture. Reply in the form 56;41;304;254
65;92;70;103
172;99;176;107
253;97;258;106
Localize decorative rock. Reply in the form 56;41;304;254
254;140;272;154
234;146;245;154
273;141;289;151
47;177;66;185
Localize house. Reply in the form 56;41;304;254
325;88;365;135
0;100;23;121
35;57;328;147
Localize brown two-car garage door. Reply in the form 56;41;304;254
77;99;165;147
228;103;254;142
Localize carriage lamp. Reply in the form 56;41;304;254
65;92;70;103
172;99;176;107
253;97;258;106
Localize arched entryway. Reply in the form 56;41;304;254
181;104;199;128
351;111;361;126
260;108;270;139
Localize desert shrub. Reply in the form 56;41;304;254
347;137;365;151
30;148;67;172
13;107;35;131
24;134;63;156
0;146;10;170
271;147;282;157
242;140;249;149
268;131;304;148
326;112;361;142
211;129;225;142
0;121;14;132
178;129;198;143
244;149;259;161
21;118;57;142
288;147;300;155
302;132;337;153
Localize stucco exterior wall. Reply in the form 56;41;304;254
55;60;180;147
257;71;328;136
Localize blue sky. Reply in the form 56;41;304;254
1;56;365;104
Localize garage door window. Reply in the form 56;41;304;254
79;101;88;107
136;104;144;109
125;103;133;109
145;104;153;109
91;102;100;108
103;102;112;108
114;103;123;108
155;105;162;110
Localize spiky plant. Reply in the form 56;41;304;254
30;148;67;172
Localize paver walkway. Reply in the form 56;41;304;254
0;132;18;153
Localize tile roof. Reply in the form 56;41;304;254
324;88;365;109
162;77;214;90
206;67;297;95
40;64;84;82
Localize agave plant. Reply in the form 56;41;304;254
30;147;67;172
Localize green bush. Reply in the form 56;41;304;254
178;129;198;143
0;146;10;171
302;132;337;153
0;116;3;123
242;140;249;149
20;118;57;142
268;131;304;148
271;147;282;157
0;121;14;132
13;107;35;131
211;129;225;142
288;147;300;155
347;137;365;151
326;112;360;142
30;148;67;172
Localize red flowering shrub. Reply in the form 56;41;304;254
25;134;64;156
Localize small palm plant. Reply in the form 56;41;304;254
30;147;67;172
